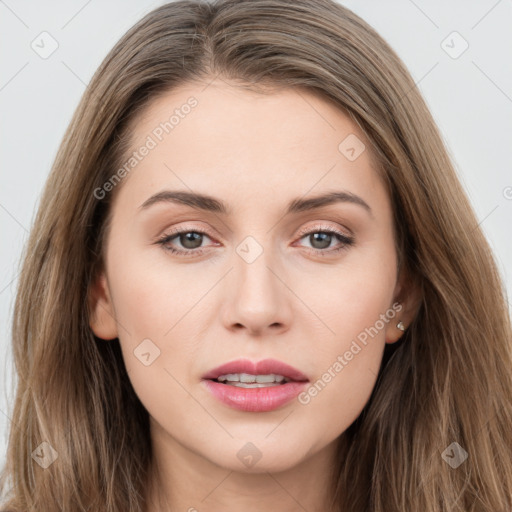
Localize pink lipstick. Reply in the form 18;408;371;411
201;358;309;412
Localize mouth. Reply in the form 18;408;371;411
202;357;309;384
201;358;309;412
214;372;291;388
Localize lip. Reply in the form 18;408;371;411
201;358;309;413
202;358;309;382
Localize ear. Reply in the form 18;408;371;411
88;270;118;340
385;267;422;344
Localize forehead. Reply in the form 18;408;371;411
114;79;388;216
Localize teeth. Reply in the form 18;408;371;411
224;373;241;382
255;374;277;383
217;373;288;384
229;382;280;388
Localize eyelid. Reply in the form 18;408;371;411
155;220;351;244
295;221;353;239
155;220;355;259
156;222;217;239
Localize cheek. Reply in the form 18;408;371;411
292;238;396;427
106;242;213;397
305;236;397;348
293;295;389;447
108;240;210;338
293;343;382;453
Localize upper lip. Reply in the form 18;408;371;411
202;358;309;382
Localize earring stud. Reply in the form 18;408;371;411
397;321;405;331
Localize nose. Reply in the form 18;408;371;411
220;245;293;337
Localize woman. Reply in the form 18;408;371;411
1;0;511;510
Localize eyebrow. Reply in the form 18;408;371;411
139;189;372;217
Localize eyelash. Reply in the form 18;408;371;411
155;224;354;258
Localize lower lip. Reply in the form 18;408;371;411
202;379;308;412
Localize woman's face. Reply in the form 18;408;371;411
90;78;407;474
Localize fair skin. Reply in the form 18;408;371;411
89;78;418;511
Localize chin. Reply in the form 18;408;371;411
206;437;314;474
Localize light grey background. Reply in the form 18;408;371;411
1;0;511;469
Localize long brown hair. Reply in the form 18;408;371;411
2;0;511;510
